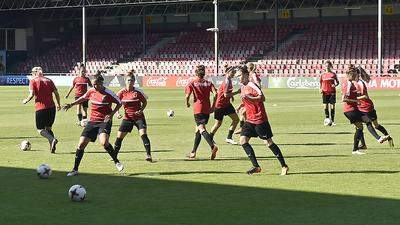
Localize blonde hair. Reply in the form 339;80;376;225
247;63;256;72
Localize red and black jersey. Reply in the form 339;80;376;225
215;77;233;109
29;77;56;111
117;88;148;121
356;80;374;113
241;82;268;124
80;88;121;122
73;76;92;97
320;72;338;95
185;77;215;114
342;80;358;112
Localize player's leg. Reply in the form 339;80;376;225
352;122;366;154
226;112;239;144
46;107;58;153
234;108;246;134
372;117;393;148
323;103;329;120
240;127;261;175
330;103;336;125
139;127;152;161
114;119;133;155
82;100;89;121
99;132;124;172
67;136;91;176
76;103;83;124
197;122;218;160
209;119;223;140
189;126;201;159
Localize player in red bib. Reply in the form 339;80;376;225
209;66;240;145
319;61;339;126
342;68;365;155
113;70;153;162
63;74;123;176
185;65;219;160
65;65;92;125
238;66;289;175
354;66;393;148
22;67;61;153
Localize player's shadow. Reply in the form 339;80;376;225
290;170;400;175
58;149;173;154
252;142;352;146
279;132;352;135
128;171;242;176
0;136;41;140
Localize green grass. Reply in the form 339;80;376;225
0;86;399;225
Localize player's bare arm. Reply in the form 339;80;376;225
185;93;191;108
63;97;87;111
22;90;34;104
65;85;74;99
53;89;62;111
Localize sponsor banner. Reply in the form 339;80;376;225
0;75;29;86
268;77;320;89
142;76;267;88
340;76;400;90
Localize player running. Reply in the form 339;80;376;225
63;74;124;176
113;70;153;162
354;66;393;149
22;67;61;153
238;66;289;175
185;65;219;160
65;65;92;125
209;66;240;145
320;61;339;126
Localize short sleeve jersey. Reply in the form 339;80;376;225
341;80;358;112
356;80;374;113
215;77;233;109
185;77;215;115
29;77;56;111
241;82;268;124
73;76;91;97
81;88;121;122
320;72;338;95
117;88;148;121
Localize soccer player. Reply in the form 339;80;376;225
63;74;124;176
238;66;289;175
355;66;393;148
209;66;240;145
113;70;152;162
342;68;365;155
22;67;61;153
320;61;339;126
185;65;219;160
65;65;92;125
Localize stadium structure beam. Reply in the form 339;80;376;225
82;0;86;67
377;0;382;76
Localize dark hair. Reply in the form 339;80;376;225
92;72;104;84
195;65;205;78
325;61;333;68
239;65;248;75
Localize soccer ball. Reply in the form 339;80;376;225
20;140;31;151
323;118;333;126
68;184;86;202
80;119;88;127
37;164;52;179
167;109;174;118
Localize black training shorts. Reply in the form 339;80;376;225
322;93;336;104
241;121;273;140
360;109;378;123
194;113;210;126
344;110;362;124
214;104;236;121
119;118;147;133
35;107;56;129
81;121;112;142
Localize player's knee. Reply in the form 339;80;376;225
240;136;248;145
37;129;44;134
265;138;274;146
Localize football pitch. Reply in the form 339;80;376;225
0;86;399;225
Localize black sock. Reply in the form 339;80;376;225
227;129;234;139
376;125;389;136
114;138;123;155
77;114;83;121
73;149;84;171
209;132;214;140
192;131;201;153
353;129;363;151
242;143;260;167
366;123;380;140
268;143;287;167
104;144;119;163
324;108;329;118
48;130;54;138
360;131;366;146
141;134;151;156
330;108;335;122
201;130;215;148
82;115;87;120
240;121;244;128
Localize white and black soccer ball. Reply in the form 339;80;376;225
167;109;174;118
68;184;86;202
20;140;31;151
323;118;333;126
80;119;88;127
37;164;52;179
